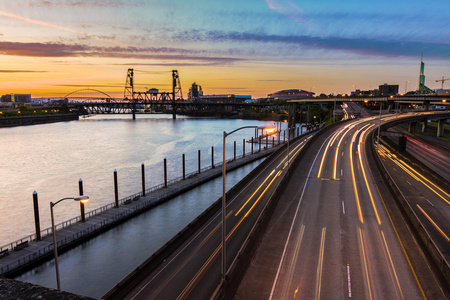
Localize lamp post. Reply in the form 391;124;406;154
313;115;322;127
377;99;384;150
222;125;275;281
50;195;89;291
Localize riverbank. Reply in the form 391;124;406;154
0;278;93;300
0;114;79;128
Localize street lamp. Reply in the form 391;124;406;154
313;115;322;126
377;98;386;150
50;195;89;291
221;125;275;281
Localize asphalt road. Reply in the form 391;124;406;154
236;113;449;299
403;133;449;180
109;132;314;299
378;142;450;265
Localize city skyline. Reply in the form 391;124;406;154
0;0;449;98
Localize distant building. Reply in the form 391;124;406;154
147;88;159;94
188;82;203;101
436;89;450;96
378;83;399;96
1;93;32;103
268;89;314;99
199;94;251;103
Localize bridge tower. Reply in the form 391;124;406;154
172;70;182;119
172;70;183;100
124;69;134;101
124;68;137;119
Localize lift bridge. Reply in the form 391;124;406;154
70;69;183;119
70;69;274;119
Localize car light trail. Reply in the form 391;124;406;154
359;228;373;300
315;227;326;300
416;204;450;242
317;127;343;178
350;130;364;224
333;125;357;180
178;168;282;299
241;171;281;219
235;169;275;216
381;230;404;299
283;224;305;299
379;145;450;205
276;140;305;169
269;136;329;300
358;124;382;225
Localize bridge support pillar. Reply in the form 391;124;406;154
423;100;430;111
408;122;416;134
387;100;394;113
437;119;446;137
306;104;311;124
421;119;428;133
172;102;177;120
288;103;296;136
132;101;136;120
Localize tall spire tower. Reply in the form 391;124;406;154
416;53;433;94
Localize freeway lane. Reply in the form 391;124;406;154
386;127;450;180
378;143;450;262
402;134;450;181
104;132;314;299
236;113;448;299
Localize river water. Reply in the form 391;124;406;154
0;114;282;297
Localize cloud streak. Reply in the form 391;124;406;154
0;69;47;73
0;41;243;65
0;9;138;47
174;30;450;59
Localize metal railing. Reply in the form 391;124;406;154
0;136;283;260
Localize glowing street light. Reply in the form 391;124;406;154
50;195;89;291
221;125;275;281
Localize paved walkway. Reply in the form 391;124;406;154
0;145;279;277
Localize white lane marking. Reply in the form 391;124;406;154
342;201;346;214
269;135;330;300
347;264;352;298
426;199;435;207
406;180;412;186
341;169;343;177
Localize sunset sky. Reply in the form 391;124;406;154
0;0;449;98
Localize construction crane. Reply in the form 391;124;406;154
435;76;450;89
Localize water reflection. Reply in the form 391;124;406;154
15;159;262;298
